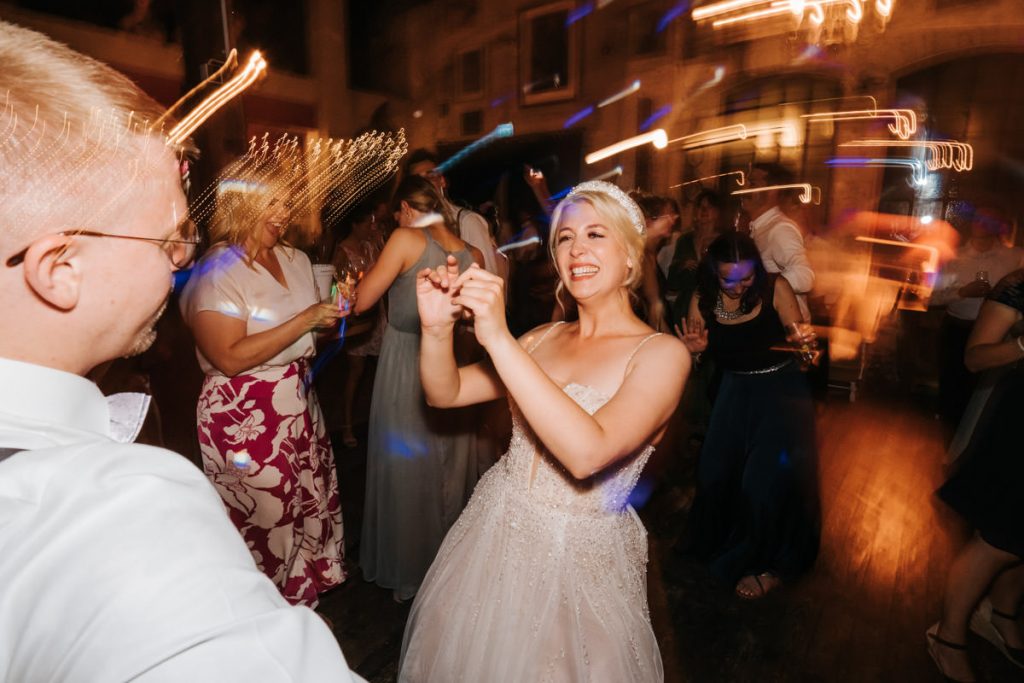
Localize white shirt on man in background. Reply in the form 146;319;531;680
749;206;815;320
0;357;365;683
456;206;509;283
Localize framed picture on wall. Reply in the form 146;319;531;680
519;1;579;105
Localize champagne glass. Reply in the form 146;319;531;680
786;322;820;368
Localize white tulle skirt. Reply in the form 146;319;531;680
399;460;664;682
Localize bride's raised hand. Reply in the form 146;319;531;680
417;254;463;336
451;263;508;348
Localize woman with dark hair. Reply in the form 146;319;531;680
927;268;1024;682
355;175;484;601
676;231;819;599
666;188;727;327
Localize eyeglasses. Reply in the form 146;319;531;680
6;222;200;269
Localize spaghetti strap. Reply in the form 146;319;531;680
527;321;567;355
625;332;662;368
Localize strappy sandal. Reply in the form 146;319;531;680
735;572;781;600
970;598;1024;669
926;622;975;683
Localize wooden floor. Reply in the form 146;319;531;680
315;397;1023;682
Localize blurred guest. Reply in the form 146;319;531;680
666;188;727;328
355;176;484;602
932;205;1024;431
180;177;348;608
742;163;815;320
677;232;819;598
928;268;1024;683
656;197;683;279
405;148;504;277
632;192;678;332
329;203;387;448
0;19;359;680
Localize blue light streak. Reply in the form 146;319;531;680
657;1;690;32
435;123;515;175
563;105;596;129
567;2;594;25
639;104;672;132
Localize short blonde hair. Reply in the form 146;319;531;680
0;20;186;249
207;166;293;256
548;188;646;295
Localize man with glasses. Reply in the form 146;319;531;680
0;20;363;682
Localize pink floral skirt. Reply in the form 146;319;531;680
197;359;345;606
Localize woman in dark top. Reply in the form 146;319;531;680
928;269;1024;683
665;188;727;328
676;232;820;599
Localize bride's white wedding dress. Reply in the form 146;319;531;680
400;328;664;682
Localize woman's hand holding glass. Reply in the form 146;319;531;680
674;317;709;354
785;322;820;367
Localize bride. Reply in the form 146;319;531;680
399;181;690;682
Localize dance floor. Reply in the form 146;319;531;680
315;397;1022;682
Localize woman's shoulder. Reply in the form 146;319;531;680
517;321;566;351
990;268;1024;312
190;243;246;280
629;328;688;365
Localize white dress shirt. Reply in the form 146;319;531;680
0;357;365;683
749;206;815;320
455;206;507;278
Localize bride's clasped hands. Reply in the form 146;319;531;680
417;255;509;350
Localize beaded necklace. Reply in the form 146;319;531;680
714;292;747;320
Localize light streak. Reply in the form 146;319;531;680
639;104;672;132
584;129;667;164
657;1;691;32
598;80;641;108
802;107;917;140
497;236;542;254
733;182;819;204
855;236;939;273
434;123;514;174
668;121;795;150
567;2;594;25
826;156;928;186
563;106;595;129
670;171;746;189
166;51;267;147
876;0;894;18
839;139;974;172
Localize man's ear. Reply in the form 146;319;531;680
22;234;82;310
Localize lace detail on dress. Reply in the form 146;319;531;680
504;383;654;516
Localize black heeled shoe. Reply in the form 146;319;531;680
926;623;975;683
970;599;1024;669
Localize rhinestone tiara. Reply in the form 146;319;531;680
566;180;646;235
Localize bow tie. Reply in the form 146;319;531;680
106;392;152;444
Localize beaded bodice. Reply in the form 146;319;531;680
499;382;654;516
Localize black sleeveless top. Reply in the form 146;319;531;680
706;278;789;372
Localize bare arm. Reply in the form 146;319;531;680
354;228;423;314
773;276;804;328
452;265;691;479
485;331;689;479
190;305;340;377
774;224;815;294
417;256;506;407
964;299;1024;372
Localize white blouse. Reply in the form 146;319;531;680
180;243;318;377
